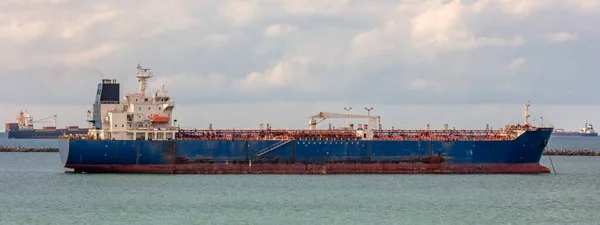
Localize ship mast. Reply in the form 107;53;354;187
136;63;153;94
365;106;373;131
524;101;531;126
344;106;352;128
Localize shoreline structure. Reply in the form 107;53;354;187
1;146;598;156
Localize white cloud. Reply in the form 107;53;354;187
405;0;525;53
538;32;579;43
349;20;408;62
0;21;46;44
64;43;116;65
494;0;554;16
59;8;120;38
149;72;229;94
1;0;600;128
264;24;298;38
508;57;526;70
565;0;600;13
218;0;259;25
281;0;350;15
407;0;468;47
236;58;312;92
406;78;440;91
349;0;529;64
199;34;231;47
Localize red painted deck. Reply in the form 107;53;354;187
65;163;551;174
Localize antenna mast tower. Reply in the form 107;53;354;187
136;63;153;94
524;101;531;126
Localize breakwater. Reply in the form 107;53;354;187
0;146;58;152
543;149;600;156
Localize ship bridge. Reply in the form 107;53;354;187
85;63;177;141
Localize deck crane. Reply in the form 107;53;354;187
15;111;57;129
33;115;57;127
308;112;380;130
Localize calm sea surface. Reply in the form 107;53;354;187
1;133;600;225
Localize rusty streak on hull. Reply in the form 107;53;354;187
65;163;551;174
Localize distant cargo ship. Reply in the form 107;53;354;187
58;63;554;174
552;122;598;137
4;111;89;139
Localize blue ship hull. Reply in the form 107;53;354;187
59;128;553;174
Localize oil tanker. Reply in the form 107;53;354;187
552;122;598;137
5;112;89;139
58;64;554;174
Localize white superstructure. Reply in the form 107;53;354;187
15;111;57;130
16;111;34;130
580;122;596;134
86;63;177;140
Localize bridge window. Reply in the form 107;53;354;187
144;98;148;102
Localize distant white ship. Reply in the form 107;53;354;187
553;122;598;137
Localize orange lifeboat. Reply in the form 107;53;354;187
151;114;169;123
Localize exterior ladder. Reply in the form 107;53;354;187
255;140;292;157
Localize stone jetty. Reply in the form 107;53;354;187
543;149;600;156
0;146;58;152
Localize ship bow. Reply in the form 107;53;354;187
58;138;71;166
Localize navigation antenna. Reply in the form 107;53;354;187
136;63;153;94
524;101;531;126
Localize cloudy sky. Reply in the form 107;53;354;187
2;0;600;130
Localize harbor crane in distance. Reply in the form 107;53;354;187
33;115;58;127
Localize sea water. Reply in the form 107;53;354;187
0;134;599;225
